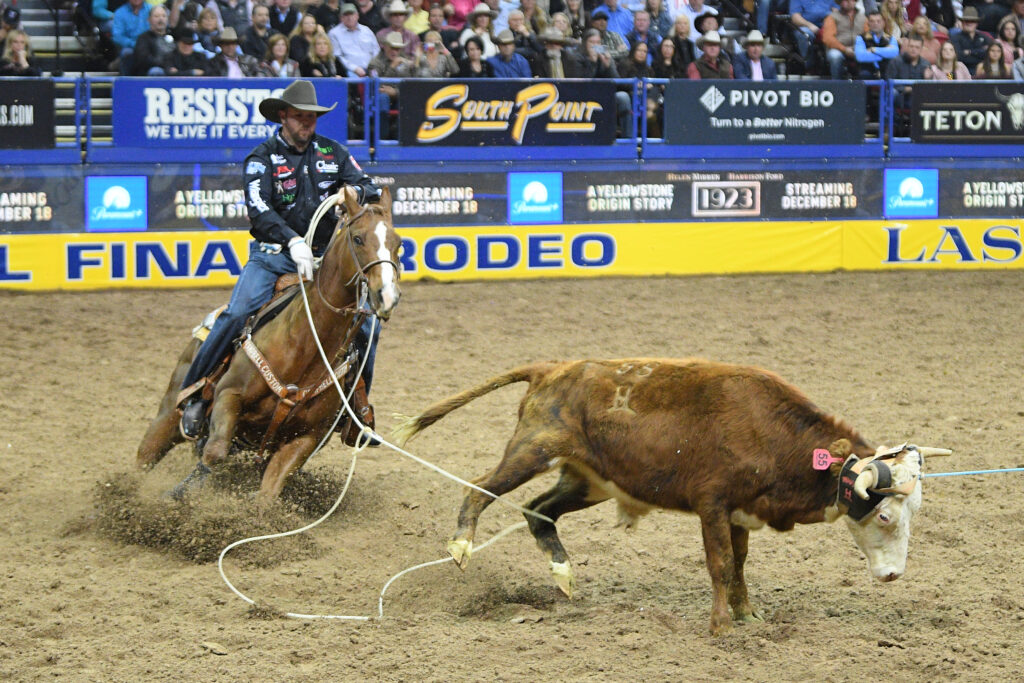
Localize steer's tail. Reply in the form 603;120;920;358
393;362;560;446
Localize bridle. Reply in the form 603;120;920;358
311;199;401;315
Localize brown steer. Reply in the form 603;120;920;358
395;358;951;635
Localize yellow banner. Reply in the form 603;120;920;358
2;219;1022;290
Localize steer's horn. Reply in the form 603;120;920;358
854;468;878;500
916;446;952;457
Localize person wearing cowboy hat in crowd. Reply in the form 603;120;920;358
687;29;733;78
162;25;211;75
460;2;498;57
488;28;532;75
368;31;413;134
733;29;778;79
590;7;629;60
178;80;384;442
378;0;421;57
208;25;262;75
530;24;578;75
952;6;991;73
129;5;175;75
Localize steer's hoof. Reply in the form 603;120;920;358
448;539;472;569
550;561;575;598
738;610;765;625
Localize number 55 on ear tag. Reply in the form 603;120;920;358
813;448;844;470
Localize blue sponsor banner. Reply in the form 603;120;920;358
111;78;349;148
884;169;938;218
86;176;148;231
508;172;563;224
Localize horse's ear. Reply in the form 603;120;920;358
342;186;361;215
379;186;392;213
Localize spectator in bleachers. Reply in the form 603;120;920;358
413;29;460;74
855;10;898;77
85;0;115;38
821;0;866;78
260;32;300;75
755;0;787;38
423;4;462;54
131;5;174;75
269;0;301;36
674;0;713;42
550;12;580;45
407;0;430;34
492;0;520;34
652;33;688;75
457;32;495;72
592;0;632;38
369;32;412;108
329;3;379;76
903;14;941;64
668;14;696;65
688;29;732;76
531;25;578;74
881;0;910;39
626;10;661;63
976;39;1012;74
444;0;478;30
952;7;990;71
489;27;533;72
208;25;261;75
507;9;542;59
1;6;19;40
926;38;971;76
206;0;252;35
577;28;632;133
789;0;834;62
590;8;629;58
646;0;671;38
521;0;551;34
0;28;41;76
112;0;152;74
886;32;929;80
197;8;221;52
1002;0;1024;35
563;0;587;41
314;0;342;32
1012;41;1024;75
356;0;387;33
379;0;422;57
301;31;348;75
734;29;779;79
996;15;1022;62
618;38;654;75
969;0;1011;34
460;2;498;56
240;4;273;58
693;13;739;56
163;25;210;74
289;13;321;62
168;0;205;32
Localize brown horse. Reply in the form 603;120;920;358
137;186;401;501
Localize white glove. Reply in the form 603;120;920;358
288;236;315;281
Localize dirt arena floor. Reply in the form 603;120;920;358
3;270;1024;681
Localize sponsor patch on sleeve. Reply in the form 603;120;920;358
246;161;267;175
349;155;362;172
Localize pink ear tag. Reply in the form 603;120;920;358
813;448;843;470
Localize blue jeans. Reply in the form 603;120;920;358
826;48;847;79
793;25;816;59
181;241;380;395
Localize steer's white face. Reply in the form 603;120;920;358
843;450;923;582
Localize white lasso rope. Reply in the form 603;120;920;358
216;192;542;621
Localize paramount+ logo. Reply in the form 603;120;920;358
508;172;562;224
884;169;938;219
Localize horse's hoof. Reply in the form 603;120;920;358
550;561;575;598
166;462;211;501
448;539;472;569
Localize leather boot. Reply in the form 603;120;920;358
179;397;210;440
342;377;378;447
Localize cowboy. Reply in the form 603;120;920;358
687;29;733;78
179;81;383;441
208;26;262;76
377;0;421;57
733;29;779;80
489;28;532;76
951;7;991;73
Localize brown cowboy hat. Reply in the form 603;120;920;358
960;6;980;22
214;26;240;44
467;2;497;19
258;80;337;123
538;27;569;44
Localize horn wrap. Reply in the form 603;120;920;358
916;446;952;457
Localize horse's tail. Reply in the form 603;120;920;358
392;362;560;446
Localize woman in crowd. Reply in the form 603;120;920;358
976;41;1012;78
300;32;347;77
549;12;579;47
520;0;549;36
996;17;1022;66
458;34;494;75
289;14;321;64
903;15;941;65
196;8;220;54
261;33;300;77
459;3;497;58
0;29;40;76
646;0;672;38
618;40;653;79
668;14;696;68
413;29;459;76
926;39;971;79
406;0;430;35
652;36;687;78
881;0;910;42
563;0;586;42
